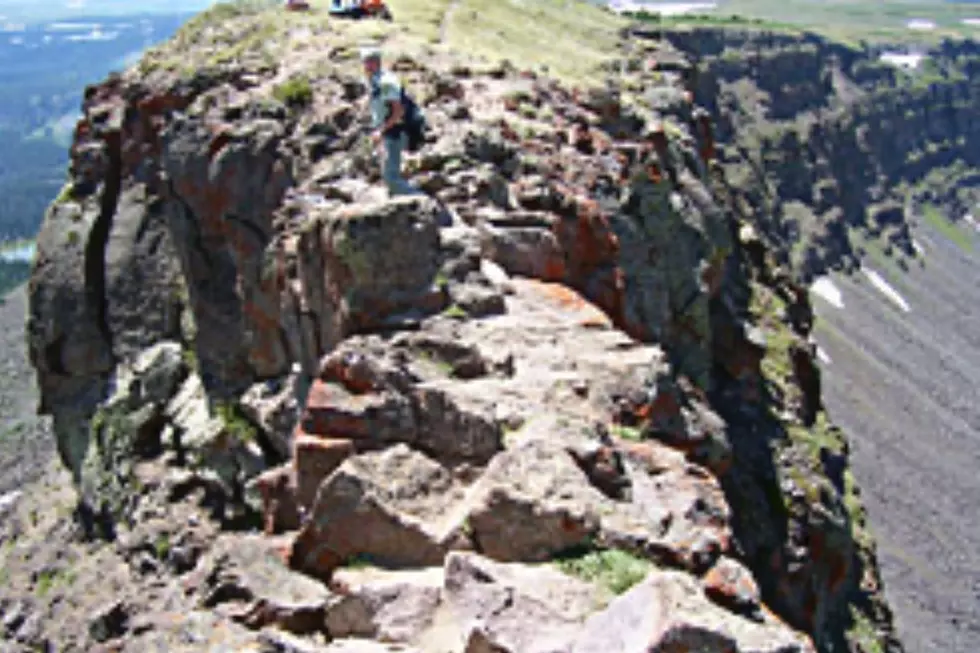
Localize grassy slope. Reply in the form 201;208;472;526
648;0;980;45
142;0;623;84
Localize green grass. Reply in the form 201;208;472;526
154;534;172;560
555;548;652;596
214;401;259;444
665;0;980;45
142;0;626;86
273;74;314;108
637;11;803;34
848;605;886;653
442;303;468;319
343;552;378;569
919;203;975;253
34;568;76;598
441;0;623;83
609;424;643;442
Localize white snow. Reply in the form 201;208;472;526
906;19;935;31
608;1;718;15
913;239;926;255
811;277;845;309
862;267;911;313
880;52;925;69
816;346;832;365
962;18;980;26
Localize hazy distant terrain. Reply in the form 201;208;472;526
0;0;211;22
0;3;209;294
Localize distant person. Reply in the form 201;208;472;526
361;45;423;197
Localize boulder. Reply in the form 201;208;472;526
464;439;604;562
601;439;732;573
290;445;470;580
443;552;601;653
187;534;331;635
164;373;268;506
240;372;303;460
325;567;443;642
572;570;816;652
78;342;187;525
316;196;447;333
293;434;357;513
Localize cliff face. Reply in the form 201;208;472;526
14;5;909;653
660;27;980;280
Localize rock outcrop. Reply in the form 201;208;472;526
19;3;905;653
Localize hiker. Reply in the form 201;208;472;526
331;0;393;20
361;45;423;197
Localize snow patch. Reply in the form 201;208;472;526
880;52;925;69
906;19;935;31
862;267;911;313
913;239;926;255
609;1;718;15
963;18;980;26
816;346;832;365
811;277;844;309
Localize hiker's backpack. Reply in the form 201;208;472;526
372;74;426;152
400;87;426;152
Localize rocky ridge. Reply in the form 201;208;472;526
9;2;902;652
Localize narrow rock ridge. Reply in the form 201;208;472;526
19;6;908;653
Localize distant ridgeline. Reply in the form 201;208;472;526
642;24;980;281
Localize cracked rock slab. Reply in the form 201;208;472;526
571;570;816;653
290;444;470;580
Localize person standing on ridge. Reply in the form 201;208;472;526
361;45;421;197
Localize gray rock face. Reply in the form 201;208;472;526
104;184;183;364
161;114;294;397
79;342;186;524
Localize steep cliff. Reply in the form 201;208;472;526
8;2;912;652
655;26;980;280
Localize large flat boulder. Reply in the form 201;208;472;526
443;552;602;653
289;444;470;580
187;534;332;635
571;570;816;653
